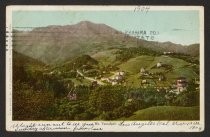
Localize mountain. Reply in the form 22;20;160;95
13;21;199;64
139;41;199;56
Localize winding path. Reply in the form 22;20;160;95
76;70;106;85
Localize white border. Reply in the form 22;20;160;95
6;6;205;132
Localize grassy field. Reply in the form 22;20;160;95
118;55;155;74
122;106;199;120
118;55;191;74
117;55;198;87
91;49;119;66
91;51;198;81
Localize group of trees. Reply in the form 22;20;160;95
169;53;199;65
116;47;161;62
44;83;199;120
13;61;199;120
13;65;71;97
13;63;70;120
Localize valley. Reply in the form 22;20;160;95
12;21;200;121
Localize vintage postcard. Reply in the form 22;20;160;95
6;6;204;132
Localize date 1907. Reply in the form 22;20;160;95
134;6;150;13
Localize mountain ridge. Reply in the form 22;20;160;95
13;21;199;64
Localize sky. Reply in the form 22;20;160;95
12;10;200;45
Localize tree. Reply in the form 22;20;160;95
173;82;199;106
89;86;126;112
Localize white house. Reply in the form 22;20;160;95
141;79;147;84
157;62;162;68
118;71;125;76
176;77;188;92
140;67;145;73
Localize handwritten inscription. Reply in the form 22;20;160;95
10;122;103;132
9;121;203;132
118;121;169;128
134;6;150;13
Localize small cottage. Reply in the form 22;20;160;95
159;75;165;81
157;62;162;68
67;88;77;101
118;71;125;76
140;67;145;73
176;77;188;92
91;81;98;88
141;79;147;84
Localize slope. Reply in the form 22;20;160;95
122;106;199;120
13;21;199;64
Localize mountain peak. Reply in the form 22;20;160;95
76;21;97;28
77;21;94;25
13;21;199;64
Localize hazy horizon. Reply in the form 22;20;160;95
12;10;200;45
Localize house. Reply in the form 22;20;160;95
141;79;147;84
140;67;145;73
111;80;118;85
157;62;162;68
118;71;125;76
159;75;165;81
194;78;200;85
115;75;123;81
140;67;151;76
176;77;188;92
91;81;98;88
114;74;124;84
49;71;55;75
163;51;174;55
107;78;118;85
67;93;77;100
67;88;77;101
140;67;149;76
107;75;124;85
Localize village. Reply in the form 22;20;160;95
61;60;199;101
42;46;200;101
11;11;201;121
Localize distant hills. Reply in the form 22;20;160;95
13;50;45;67
13;21;199;64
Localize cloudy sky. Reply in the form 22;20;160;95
12;10;200;45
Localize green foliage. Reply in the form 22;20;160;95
84;69;100;77
170;53;199;65
116;47;160;62
12;51;200;120
27;70;68;97
62;55;98;71
13;86;54;120
65;71;77;78
45;99;96;120
13;65;28;82
74;85;90;100
173;82;199;107
89;85;126;112
174;92;194;107
124;106;199;120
